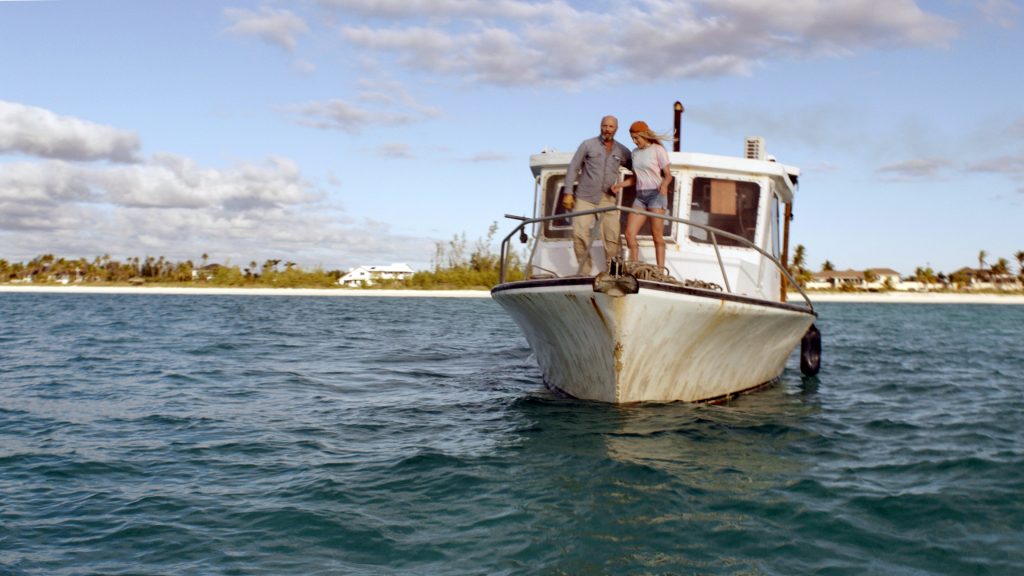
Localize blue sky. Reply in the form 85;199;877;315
1;0;1021;275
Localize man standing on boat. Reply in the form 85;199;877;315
563;115;632;275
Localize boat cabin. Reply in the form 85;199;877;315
525;139;800;301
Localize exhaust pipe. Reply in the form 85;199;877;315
673;101;684;152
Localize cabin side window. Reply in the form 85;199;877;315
688;177;760;247
770;191;781;259
541;174;572;239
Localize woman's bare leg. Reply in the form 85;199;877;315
624;213;646;262
651;208;666;270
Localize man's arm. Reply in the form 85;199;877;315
565;141;588;197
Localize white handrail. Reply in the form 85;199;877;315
498;205;814;311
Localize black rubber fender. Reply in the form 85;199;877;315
800;323;821;376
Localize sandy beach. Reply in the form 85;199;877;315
795;291;1024;304
0;285;492;298
2;284;1023;303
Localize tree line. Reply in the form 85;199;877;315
0;253;344;288
0;223;528;289
8;238;1019;292
787;245;1024;289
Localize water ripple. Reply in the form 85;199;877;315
1;296;1022;574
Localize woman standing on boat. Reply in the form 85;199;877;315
613;121;673;271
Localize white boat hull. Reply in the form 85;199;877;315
492;278;816;403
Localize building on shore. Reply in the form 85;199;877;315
805;266;1022;292
338;263;414;287
806;268;903;291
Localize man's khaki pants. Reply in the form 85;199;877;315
572;194;620;275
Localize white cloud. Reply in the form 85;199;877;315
328;0;958;86
0;156;316;210
285;99;414;133
342;25;458;73
376;143;415;159
284;93;438;133
979;0;1020;28
967;155;1024;175
1008;119;1024;138
465;152;509;163
315;0;564;20
356;78;443;118
223;6;308;52
695;102;868;150
877;158;952;180
0;100;140;162
0;156;432;268
0;101;437;269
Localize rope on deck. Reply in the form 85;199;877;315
622;261;723;292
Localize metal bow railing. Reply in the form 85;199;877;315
498;204;814;311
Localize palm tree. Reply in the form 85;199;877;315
792;244;807;273
821;260;835;272
977;250;988;271
1015;250;1024;280
787;245;811;287
142;256;156;278
915;266;937;284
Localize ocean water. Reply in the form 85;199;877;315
1;293;1022;576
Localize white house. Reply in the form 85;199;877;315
806;268;905;291
339;263;415;287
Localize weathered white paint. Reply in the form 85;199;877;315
525;149;798;301
492;282;815;403
497;141;812;403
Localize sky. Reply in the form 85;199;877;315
1;0;1022;275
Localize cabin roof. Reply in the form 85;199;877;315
529;149;799;201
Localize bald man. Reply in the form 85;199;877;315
563;115;632;275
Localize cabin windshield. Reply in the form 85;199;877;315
540;173;676;239
688;177;760;247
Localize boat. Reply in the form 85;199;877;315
491;102;821;404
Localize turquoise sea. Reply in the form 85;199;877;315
1;293;1022;575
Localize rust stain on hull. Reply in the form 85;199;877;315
493;282;814;404
590;297;608;330
613;341;624;403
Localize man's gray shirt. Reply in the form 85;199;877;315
565;137;632;204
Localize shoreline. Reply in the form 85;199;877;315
0;285;492;298
2;284;1023;303
794;291;1024;304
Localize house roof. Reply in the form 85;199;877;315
812;267;902;280
339;263;414;281
812;269;862;280
866;268;901;276
365;263;414;273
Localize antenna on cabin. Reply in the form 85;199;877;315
673;101;684;152
745;136;765;160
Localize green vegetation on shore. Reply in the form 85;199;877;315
6;237;1020;293
0;254;344;288
787;245;1024;293
407;223;526;290
0;224;527;290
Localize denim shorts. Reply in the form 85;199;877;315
632;189;668;210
